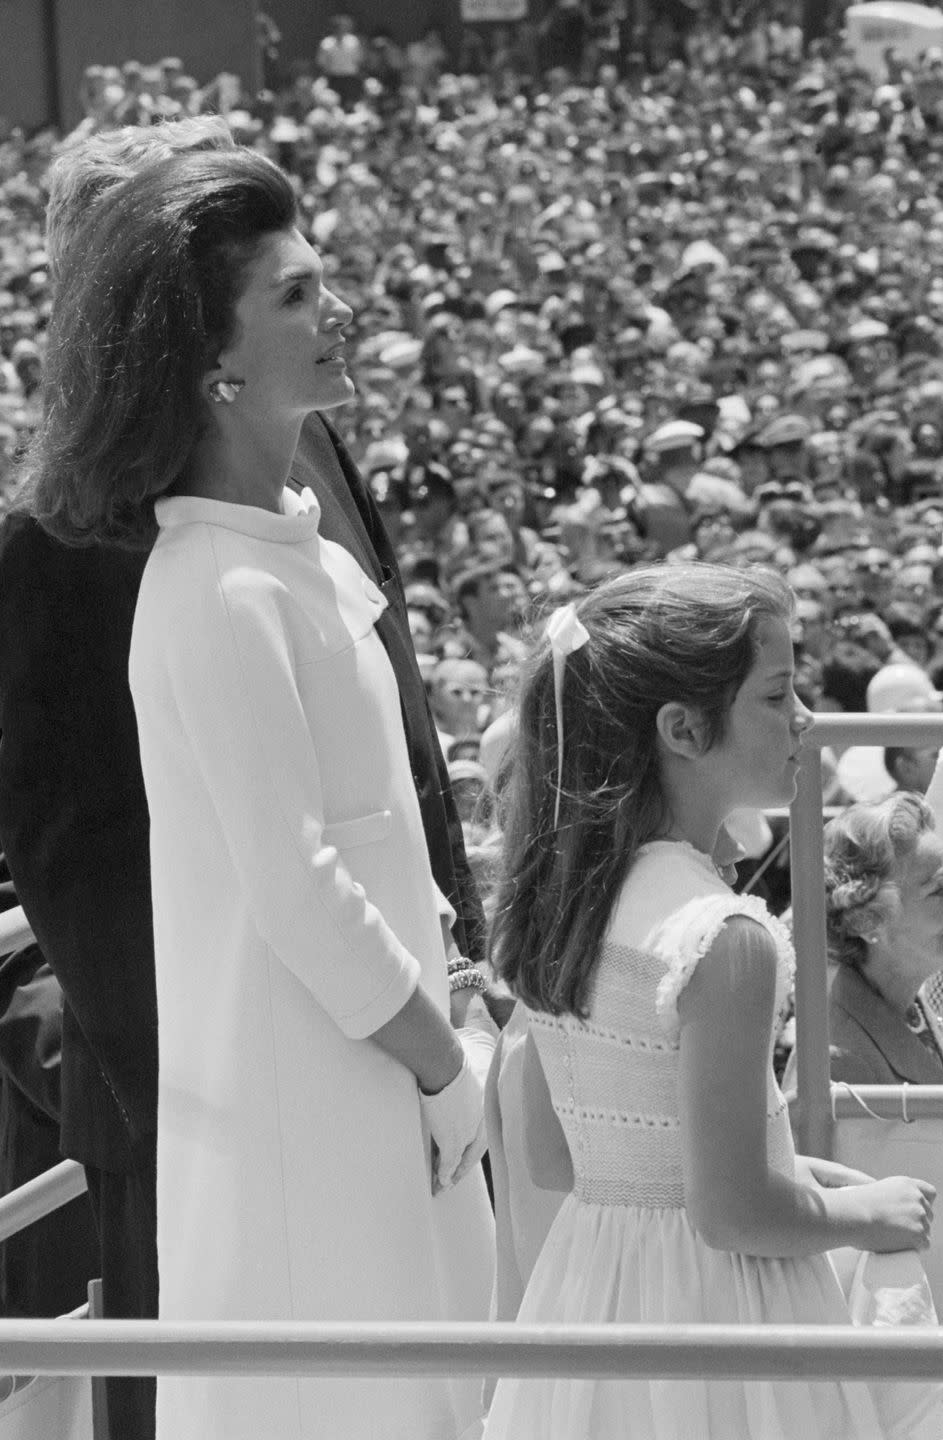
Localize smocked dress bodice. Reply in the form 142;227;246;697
528;841;796;1209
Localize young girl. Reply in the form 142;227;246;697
484;563;940;1440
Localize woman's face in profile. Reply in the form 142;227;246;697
886;830;943;975
215;227;354;421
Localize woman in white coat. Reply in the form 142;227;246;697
24;148;494;1440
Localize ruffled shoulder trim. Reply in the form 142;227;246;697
652;893;795;1041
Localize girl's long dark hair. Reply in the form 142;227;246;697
23;148;296;548
490;562;793;1018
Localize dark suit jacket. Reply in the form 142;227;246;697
826;964;943;1086
0;412;484;1173
783;964;943;1097
0;942;100;1315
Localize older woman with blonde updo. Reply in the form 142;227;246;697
820;792;943;1084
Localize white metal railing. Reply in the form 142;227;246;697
0;1160;86;1243
3;713;943;1404
0;1320;940;1382
789;713;943;1156
831;1084;943;1121
0;907;35;955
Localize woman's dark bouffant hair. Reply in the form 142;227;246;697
490;562;793;1019
824;792;934;972
23;148;297;548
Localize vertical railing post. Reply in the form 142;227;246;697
87;1279;110;1440
789;745;833;1159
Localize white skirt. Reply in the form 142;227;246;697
483;1195;942;1440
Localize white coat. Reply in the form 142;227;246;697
129;488;494;1440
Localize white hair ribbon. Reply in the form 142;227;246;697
546;602;590;827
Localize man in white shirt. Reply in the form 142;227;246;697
316;14;364;108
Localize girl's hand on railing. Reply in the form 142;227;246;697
840;1175;937;1253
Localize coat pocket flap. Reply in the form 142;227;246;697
321;809;393;850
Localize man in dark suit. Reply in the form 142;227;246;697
0;935;101;1320
0;120;486;1440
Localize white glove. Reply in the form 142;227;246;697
420;1041;486;1193
456;1021;497;1091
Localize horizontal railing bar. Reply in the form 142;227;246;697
0;906;35;954
831;1084;943;1120
0;1322;941;1381
802;714;943;747
0;1160;87;1243
765;806;844;822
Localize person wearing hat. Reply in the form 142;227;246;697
838;665;943;804
315;13;365;110
421;314;484;414
755;411;812;483
634;419;705;552
411;462;471;562
483;470;544;570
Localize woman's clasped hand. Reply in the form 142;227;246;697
421;1036;488;1193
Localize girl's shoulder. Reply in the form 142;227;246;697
648;891;795;1040
606;841;795;1041
605;839;727;947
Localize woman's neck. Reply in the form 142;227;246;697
860;946;922;1018
183;416;303;513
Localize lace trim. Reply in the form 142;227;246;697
635;837;720;877
652;893;796;1041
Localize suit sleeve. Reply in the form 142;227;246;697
320;417;488;960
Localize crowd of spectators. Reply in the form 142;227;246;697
4;4;943;889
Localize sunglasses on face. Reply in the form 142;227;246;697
753;482;809;503
442;683;487;699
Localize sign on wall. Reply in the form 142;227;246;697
845;2;943;77
460;0;528;20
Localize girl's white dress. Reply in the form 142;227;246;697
483;841;941;1440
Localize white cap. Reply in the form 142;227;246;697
378;337;423;370
681;239;727;274
866;663;942;713
484;288;520;318
645;419;705;455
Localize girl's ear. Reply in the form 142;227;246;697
656;701;707;759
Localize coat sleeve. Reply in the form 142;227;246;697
132;547;421;1041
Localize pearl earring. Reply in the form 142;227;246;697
210;379;244;405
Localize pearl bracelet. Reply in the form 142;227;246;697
448;967;487;995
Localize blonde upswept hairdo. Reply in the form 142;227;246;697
489;562;793;1019
823;791;935;971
